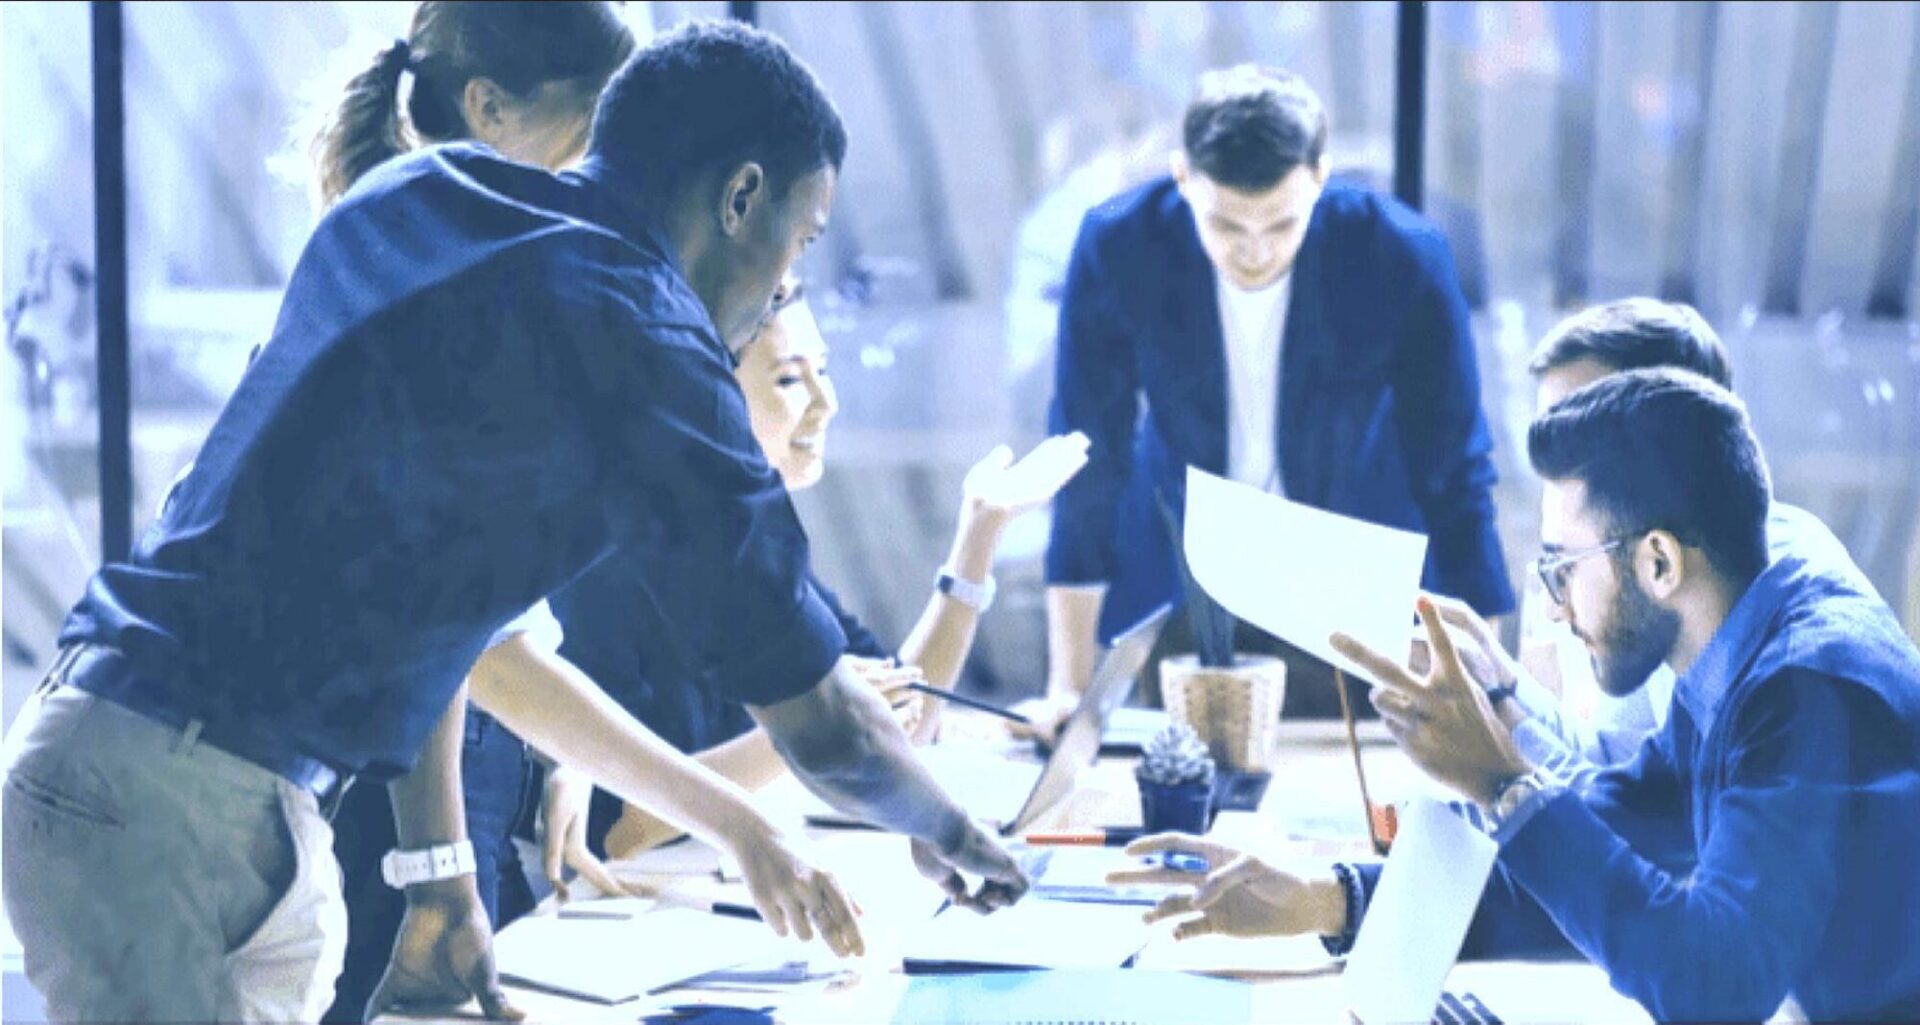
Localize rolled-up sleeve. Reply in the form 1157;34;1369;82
486;600;565;655
554;260;846;707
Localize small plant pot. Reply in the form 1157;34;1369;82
1135;769;1215;836
1159;653;1287;772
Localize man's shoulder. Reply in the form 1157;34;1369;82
1748;557;1920;714
1077;176;1187;250
1313;177;1452;266
348;146;710;332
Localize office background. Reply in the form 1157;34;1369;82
5;0;1919;741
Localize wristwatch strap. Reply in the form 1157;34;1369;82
935;566;997;612
381;840;477;889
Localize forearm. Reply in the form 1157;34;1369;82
616;729;789;846
899;502;1007;690
1045;584;1105;700
389;682;472;849
750;656;973;849
469;637;770;854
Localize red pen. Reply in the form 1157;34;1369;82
1022;827;1146;847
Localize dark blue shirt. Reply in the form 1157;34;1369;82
1482;553;1920;1021
552;562;887;755
60;145;847;779
1046;178;1513;640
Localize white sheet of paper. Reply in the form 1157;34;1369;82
493;907;781;1003
1341;797;1499;1024
902;897;1151;971
1183;467;1428;685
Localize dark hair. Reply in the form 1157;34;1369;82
1529;368;1771;587
1181;65;1328;192
587;19;847;204
311;1;635;207
1528;298;1733;389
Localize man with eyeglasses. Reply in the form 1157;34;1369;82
1120;367;1920;1021
1475;299;1876;783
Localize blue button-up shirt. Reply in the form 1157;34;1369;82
1485;553;1920;1021
553;564;887;756
1509;500;1879;780
60;144;848;780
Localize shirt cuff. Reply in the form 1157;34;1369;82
486;600;565;655
1511;717;1575;772
1491;769;1571;847
1319;861;1372;957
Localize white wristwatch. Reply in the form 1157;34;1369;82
935;566;997;612
381;840;477;889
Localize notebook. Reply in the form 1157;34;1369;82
890;969;1252;1025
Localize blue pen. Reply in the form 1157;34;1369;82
1155;851;1210;874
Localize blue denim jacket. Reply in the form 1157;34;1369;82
1478;553;1920;1021
1044;178;1514;640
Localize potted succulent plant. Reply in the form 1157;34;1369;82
1135;721;1217;834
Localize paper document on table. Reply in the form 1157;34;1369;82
901;898;1150;973
892;969;1253;1025
493;907;780;1003
1341;797;1498;1024
1183;467;1427;685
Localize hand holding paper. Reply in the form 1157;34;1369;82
1331;596;1530;807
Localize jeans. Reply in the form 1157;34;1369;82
2;679;346;1023
324;706;533;1023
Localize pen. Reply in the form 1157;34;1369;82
708;900;763;922
903;682;1032;726
1023;827;1146;847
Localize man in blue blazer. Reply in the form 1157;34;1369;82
1042;66;1514;721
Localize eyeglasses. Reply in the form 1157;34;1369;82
1532;535;1639;606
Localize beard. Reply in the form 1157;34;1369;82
1586;571;1681;698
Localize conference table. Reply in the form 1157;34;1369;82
394;715;1649;1024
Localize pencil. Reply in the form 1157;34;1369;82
904;681;1032;725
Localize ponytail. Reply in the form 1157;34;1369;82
310;39;414;209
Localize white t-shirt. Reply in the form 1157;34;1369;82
1216;272;1292;493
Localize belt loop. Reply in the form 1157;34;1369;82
173;717;204;756
318;776;355;822
36;645;82;695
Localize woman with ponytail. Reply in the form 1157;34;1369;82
304;5;646;1021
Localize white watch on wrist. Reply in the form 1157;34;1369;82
381;840;477;889
935;566;997;612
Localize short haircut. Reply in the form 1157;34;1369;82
1182;65;1328;193
1529;368;1771;586
587;19;847;204
1528;298;1733;389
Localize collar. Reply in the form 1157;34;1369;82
1673;555;1806;732
565;157;689;281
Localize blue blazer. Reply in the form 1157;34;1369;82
1046;177;1515;641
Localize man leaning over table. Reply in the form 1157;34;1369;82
1;21;1027;1025
1116;369;1920;1022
